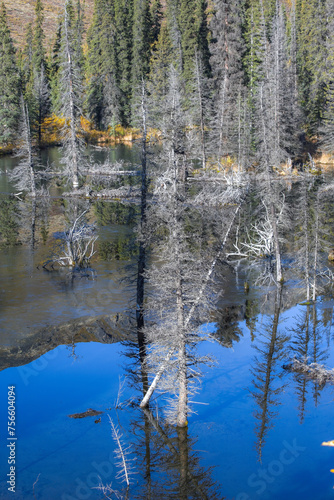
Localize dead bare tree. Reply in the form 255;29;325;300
51;210;97;268
58;0;85;189
10;96;36;197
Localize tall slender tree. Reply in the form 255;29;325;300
320;0;334;152
210;0;246;161
296;0;327;135
58;0;85;189
131;0;152;115
0;2;21;145
32;0;46;72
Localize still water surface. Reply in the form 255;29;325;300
0;146;333;499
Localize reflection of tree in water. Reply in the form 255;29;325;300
120;330;223;500
213;304;244;347
21;194;50;250
288;304;329;422
0;195;52;251
250;285;289;461
127;407;223;500
321;305;334;346
245;298;259;341
0;197;20;245
99;237;138;261
94;200;139;226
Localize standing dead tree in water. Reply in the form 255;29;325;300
58;0;85;190
10;96;36;198
137;65;247;425
226;181;288;285
50;210;97;268
138;66;212;427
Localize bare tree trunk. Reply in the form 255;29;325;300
218;73;227;161
30;199;36;251
142;408;209;500
304;185;310;301
312;192;320;301
140;203;243;408
22;101;36;198
270;201;283;283
195;51;206;169
176;269;187;427
171;151;188;427
259;84;283;284
64;1;79;190
177;426;189;499
137;80;148;359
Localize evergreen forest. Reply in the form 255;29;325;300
1;0;334;165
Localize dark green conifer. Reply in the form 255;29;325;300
114;0;134;125
177;0;211;86
150;0;163;46
296;0;327;135
32;0;46;72
178;0;197;81
49;19;62;112
148;21;174;123
0;2;21;145
131;0;151;90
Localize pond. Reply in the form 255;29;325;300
0;146;334;500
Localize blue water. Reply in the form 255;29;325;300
1;145;334;499
0;303;333;499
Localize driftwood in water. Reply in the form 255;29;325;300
283;357;334;385
68;408;103;419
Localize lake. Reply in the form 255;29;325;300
0;146;334;499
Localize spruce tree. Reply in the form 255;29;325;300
87;0;132;128
320;0;334;152
0;2;21;145
196;0;211;77
178;0;197;81
296;0;327;135
210;0;246;160
23;0;51;145
49;20;62;112
148;21;174;117
86;0;104;128
22;23;34;86
32;0;46;72
177;0;211;85
131;0;152;104
150;0;163;46
114;0;134;125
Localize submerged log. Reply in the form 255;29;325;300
68;408;103;419
283;357;334;385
